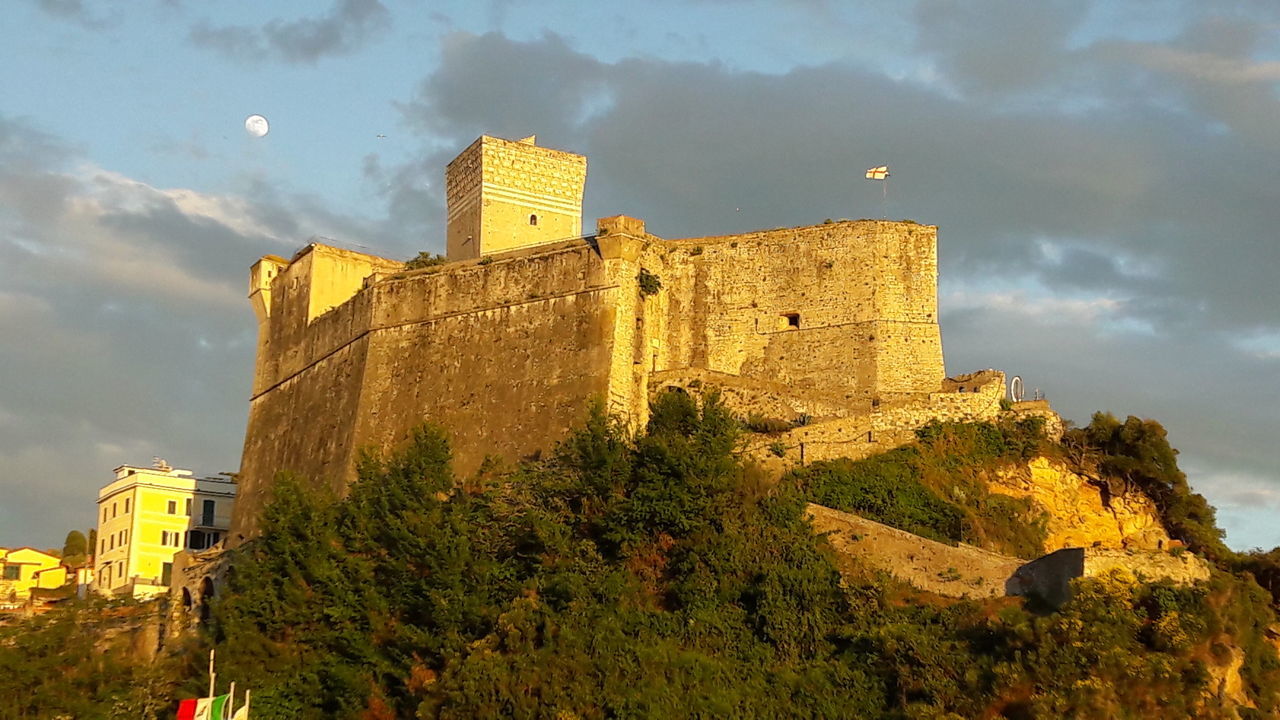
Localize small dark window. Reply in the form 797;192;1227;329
167;500;177;514
123;498;130;513
783;313;800;329
529;214;538;226
202;500;216;526
3;565;20;581
161;562;173;586
185;498;192;515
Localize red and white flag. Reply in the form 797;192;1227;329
865;166;889;180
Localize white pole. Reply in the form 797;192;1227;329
245;689;251;718
227;682;236;719
208;648;215;698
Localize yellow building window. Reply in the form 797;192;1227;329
2;565;19;581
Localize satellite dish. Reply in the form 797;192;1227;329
244;114;270;138
1010;376;1025;403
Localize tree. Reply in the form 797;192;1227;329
62;530;88;566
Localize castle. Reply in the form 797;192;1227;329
228;134;1027;544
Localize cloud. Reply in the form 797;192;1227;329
912;0;1088;96
1129;46;1280;85
31;0;113;28
189;0;390;64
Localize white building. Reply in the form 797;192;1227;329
94;460;236;598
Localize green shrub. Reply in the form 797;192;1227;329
792;452;968;544
405;251;447;270
744;414;793;434
638;267;662;296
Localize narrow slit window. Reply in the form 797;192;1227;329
529;214;538;226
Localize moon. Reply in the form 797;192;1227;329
244;114;269;138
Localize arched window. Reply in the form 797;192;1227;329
529;214;538;226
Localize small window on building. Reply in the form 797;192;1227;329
100;539;106;555
112;502;117;518
124;498;130;514
529;213;538;226
202;499;216;526
185;498;192;515
102;507;108;521
783;313;800;329
121;529;127;545
3;565;20;581
168;500;177;515
161;562;173;586
110;535;115;550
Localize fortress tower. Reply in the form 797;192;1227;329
445;135;587;260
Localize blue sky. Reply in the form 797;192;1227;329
3;0;1280;551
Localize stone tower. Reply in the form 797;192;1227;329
445;135;588;260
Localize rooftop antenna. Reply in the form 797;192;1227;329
865;165;889;218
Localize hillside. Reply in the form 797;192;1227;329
3;393;1280;719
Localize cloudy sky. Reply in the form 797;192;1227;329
3;0;1279;550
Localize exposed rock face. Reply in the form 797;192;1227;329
1207;644;1253;711
990;457;1170;552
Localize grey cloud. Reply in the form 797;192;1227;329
912;0;1088;95
32;0;111;28
189;0;390;64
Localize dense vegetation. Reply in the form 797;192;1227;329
202;395;1278;718
3;396;1279;718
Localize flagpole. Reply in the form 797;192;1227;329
208;648;216;699
228;682;236;720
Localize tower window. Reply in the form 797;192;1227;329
783;313;800;329
529;214;538;226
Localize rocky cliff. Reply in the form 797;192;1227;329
990;456;1170;552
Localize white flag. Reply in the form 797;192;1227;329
865;166;889;180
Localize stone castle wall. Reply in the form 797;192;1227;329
231;217;949;544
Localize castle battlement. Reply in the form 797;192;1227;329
227;135;1015;544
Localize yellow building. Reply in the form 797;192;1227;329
0;547;67;608
94;460;236;598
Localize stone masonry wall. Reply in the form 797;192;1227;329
231;241;620;544
446;136;587;260
637;220;944;404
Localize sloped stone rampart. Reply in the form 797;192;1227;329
807;503;1024;599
